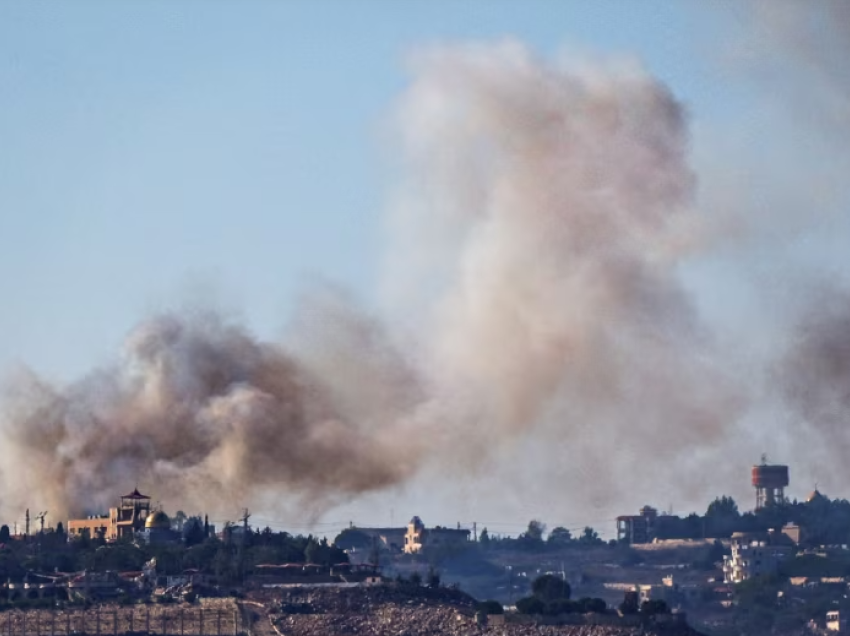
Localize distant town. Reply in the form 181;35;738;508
0;458;847;635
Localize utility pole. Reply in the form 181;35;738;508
25;509;30;538
35;512;47;534
473;522;477;542
238;509;250;585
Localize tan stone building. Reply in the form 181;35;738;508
67;488;153;541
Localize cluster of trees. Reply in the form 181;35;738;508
514;574;606;616
617;590;669;617
652;493;850;545
479;521;605;552
0;525;347;584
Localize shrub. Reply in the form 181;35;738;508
476;600;504;615
515;596;545;615
640;599;670;615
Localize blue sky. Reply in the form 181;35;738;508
0;1;734;381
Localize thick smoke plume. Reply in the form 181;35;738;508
388;43;743;504
7;26;847;522
777;289;850;489
0;307;423;520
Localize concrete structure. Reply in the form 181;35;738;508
109;489;152;540
723;532;792;583
781;523;803;545
353;527;407;553
827;610;847;632
616;506;659;544
67;489;154;542
403;516;470;554
67;515;111;540
752;459;789;510
635;576;703;609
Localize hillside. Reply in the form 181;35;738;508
246;585;706;636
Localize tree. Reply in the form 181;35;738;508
578;526;602;546
525;520;546;542
706;496;739;518
619;591;639;615
55;522;66;541
547;527;572;547
531;574;570;602
479;528;490;548
172;511;187;531
476;600;504;615
427;565;440;588
0;525;10;543
183;517;206;547
640;599;670;615
520;520;546;550
333;528;372;550
515;596;545;615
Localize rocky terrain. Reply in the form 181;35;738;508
246;585;707;636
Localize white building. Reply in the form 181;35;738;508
827;610;847;632
723;532;791;584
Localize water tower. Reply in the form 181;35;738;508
752;455;789;509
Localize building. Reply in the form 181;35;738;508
637;575;704;608
66;515;111;541
827;610;847;632
616;506;659;544
67;489;156;542
354;527;407;553
142;510;180;545
403;516;470;554
108;489;152;541
723;532;792;584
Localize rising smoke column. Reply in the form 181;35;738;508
387;42;744;503
1;41;749;521
777;288;850;489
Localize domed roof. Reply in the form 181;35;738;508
145;511;170;529
807;489;826;503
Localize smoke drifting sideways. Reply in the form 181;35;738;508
0;41;746;522
0;307;424;521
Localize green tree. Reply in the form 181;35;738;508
640;599;670;615
578;526;602;545
547;527;572;547
172;510;187;531
706;495;739;518
333;528;372;550
476;600;504;615
531;574;571;602
427;565;440;588
183;517;206;547
0;525;9;543
619;591;639;615
525;520;546;542
479;528;490;548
